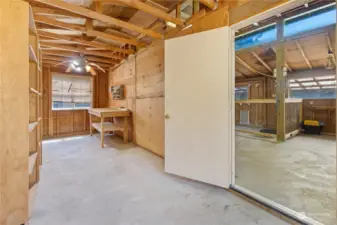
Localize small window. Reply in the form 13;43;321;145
52;74;92;110
235;86;249;101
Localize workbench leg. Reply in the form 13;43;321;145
89;114;93;136
101;117;104;148
124;116;128;143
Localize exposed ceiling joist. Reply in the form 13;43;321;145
235;56;273;78
35;15;142;46
38;30;134;54
29;0;163;39
117;0;184;26
40;42;123;60
295;40;313;69
32;6;83;18
251;52;273;72
44;55;113;68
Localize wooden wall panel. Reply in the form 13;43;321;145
42;67;108;139
108;42;165;156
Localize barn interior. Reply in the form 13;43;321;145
1;1;336;225
234;2;336;225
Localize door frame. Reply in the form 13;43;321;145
228;1;334;224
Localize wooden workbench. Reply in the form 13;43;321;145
88;108;131;148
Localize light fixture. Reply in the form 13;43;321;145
319;80;336;85
297;78;313;82
75;67;82;72
289;79;295;83
289;83;300;87
301;82;317;86
304;3;309;8
253;22;259;27
325;50;335;70
322;86;336;89
85;65;91;72
73;60;79;66
305;87;320;90
291;87;304;90
314;76;336;80
166;21;177;28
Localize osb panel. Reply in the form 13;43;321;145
135;97;165;157
55;111;73;135
285;103;301;133
136;41;164;99
73;110;87;132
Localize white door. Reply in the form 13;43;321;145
165;27;232;188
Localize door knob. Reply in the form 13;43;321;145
165;114;170;119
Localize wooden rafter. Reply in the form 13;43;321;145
43;55;113;68
35;15;143;46
251;52;272;72
295;40;312;69
235;56;273;78
270;47;292;72
40;42;123;60
32;6;83;18
117;0;184;26
193;0;200;14
38;30;135;54
29;0;163;39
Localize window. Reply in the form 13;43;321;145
52;74;92;110
235;86;249;101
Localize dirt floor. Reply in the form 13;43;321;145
235;132;336;225
30;134;289;225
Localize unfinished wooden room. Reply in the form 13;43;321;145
0;1;336;225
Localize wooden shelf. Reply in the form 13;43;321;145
28;117;41;132
29;45;38;64
92;122;124;133
29;152;37;175
29;88;42;96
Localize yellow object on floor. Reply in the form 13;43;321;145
303;120;320;126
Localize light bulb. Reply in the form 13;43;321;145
325;50;335;70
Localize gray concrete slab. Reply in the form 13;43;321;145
31;134;289;225
236;133;336;225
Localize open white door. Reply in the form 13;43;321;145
165;27;232;188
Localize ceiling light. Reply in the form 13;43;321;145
75;67;82;72
314;76;335;80
289;83;300;87
297;78;313;82
305;87;320;90
291;87;304;90
319;80;336;85
253;22;259;27
322;86;336;89
289;79;295;83
301;82;317;86
304;3;309;8
166;21;176;28
85;65;91;72
73;60;79;66
325;50;336;70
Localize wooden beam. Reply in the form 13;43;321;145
200;0;216;10
235;56;273;78
85;56;118;64
30;0;163;39
251;52;272;72
326;33;336;65
32;6;83;18
42;50;79;58
295;40;312;69
119;0;184;26
38;30;135;54
35;15;142;46
176;3;181;19
40;42;124;60
276;18;286;142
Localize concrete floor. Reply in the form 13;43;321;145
31;134;290;225
236;132;336;225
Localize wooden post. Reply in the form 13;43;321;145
124;116;128;143
276;18;286;142
176;3;181;19
89;114;93;136
100;116;104;148
193;0;200;14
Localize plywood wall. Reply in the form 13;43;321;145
42;67;108;138
109;41;165;157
